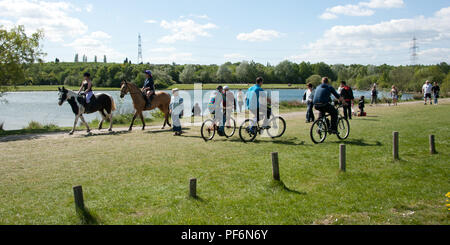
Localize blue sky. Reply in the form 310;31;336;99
1;0;449;65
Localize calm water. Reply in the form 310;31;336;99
0;89;412;130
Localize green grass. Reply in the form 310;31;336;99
8;84;305;92
0;102;449;225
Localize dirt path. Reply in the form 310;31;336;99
1;98;448;143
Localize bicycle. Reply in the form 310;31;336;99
201;113;236;141
310;103;350;144
239;109;286;143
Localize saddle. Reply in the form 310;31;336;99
77;93;97;112
142;91;154;109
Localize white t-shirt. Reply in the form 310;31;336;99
423;84;432;94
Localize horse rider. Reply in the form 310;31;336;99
77;72;94;110
142;70;155;108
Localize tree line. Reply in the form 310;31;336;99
20;60;450;93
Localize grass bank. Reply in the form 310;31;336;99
0;101;449;225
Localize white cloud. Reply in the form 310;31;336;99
320;0;404;19
148;52;195;64
150;47;176;52
85;3;93;12
65;31;125;61
224;53;248;60
0;0;88;42
188;14;210;19
292;7;450;65
236;29;282;42
158;19;217;44
145;19;157;24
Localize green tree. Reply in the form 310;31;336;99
0;25;44;95
103;55;107;63
216;64;232;83
275;60;299;83
179;64;197;83
298;62;313;83
306;75;322;87
74;54;79;63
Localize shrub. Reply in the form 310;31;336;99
280;100;307;109
24;121;59;130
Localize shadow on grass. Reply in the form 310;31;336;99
144;127;190;134
330;138;382;147
76;207;100;225
270;180;307;195
228;137;306;146
82;130;131;138
189;195;207;203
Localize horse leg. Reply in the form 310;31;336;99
129;112;138;131
162;106;171;129
139;112;145;130
80;115;91;133
108;112;113;132
70;115;80;135
98;110;107;130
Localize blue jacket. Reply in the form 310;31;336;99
313;83;340;105
246;84;264;110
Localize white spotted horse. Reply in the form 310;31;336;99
58;87;116;135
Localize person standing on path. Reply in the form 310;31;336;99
302;83;315;123
371;84;378;106
339;81;354;120
422;80;433;105
170;88;184;136
390;85;399;106
432;82;440;105
237;89;244;112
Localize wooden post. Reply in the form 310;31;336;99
271;152;280;181
393;131;399;160
430;135;436;154
189;178;197;198
73;185;85;211
340;144;346;172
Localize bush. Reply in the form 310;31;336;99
24;121;59;130
280;100;307;109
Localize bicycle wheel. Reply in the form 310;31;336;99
224;118;236;138
336;117;350;140
310;119;328;144
266;116;286;138
239;119;258;143
201;119;216;141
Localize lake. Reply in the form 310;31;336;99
0;89;412;130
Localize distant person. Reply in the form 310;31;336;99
358;96;365;116
422;80;433;105
77;72;95;110
192;103;201;117
339;81;354;120
371;84;378;106
390;85;399;106
237;89;245;112
170;88;183;136
302;83;315;123
313;77;345;134
432;82;440;105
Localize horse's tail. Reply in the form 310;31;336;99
110;95;116;111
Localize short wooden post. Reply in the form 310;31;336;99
271;152;280;181
73;185;85;211
189;178;197;198
393;131;399;160
340;144;346;172
430;135;436;154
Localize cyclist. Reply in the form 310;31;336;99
313;77;345;134
246;77;271;132
207;85;226;136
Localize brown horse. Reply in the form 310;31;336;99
120;81;171;131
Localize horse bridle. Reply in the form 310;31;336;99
121;81;143;96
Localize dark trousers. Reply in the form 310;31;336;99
342;103;352;120
306;101;315;122
315;104;338;131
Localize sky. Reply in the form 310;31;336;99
0;0;449;65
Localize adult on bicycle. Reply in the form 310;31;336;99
313;77;345;134
246;77;271;131
207;85;226;136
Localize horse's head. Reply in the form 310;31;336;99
120;80;129;99
57;87;69;106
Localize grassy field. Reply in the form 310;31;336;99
7;84;306;92
0;101;449;225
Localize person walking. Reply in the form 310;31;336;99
432;82;440;105
422;80;433;105
170;88;184;136
339;81;354;120
371;84;378;106
390;85;399;106
302;83;315;123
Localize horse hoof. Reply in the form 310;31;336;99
108;129;113;132
128;128;132;132
69;132;74;135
